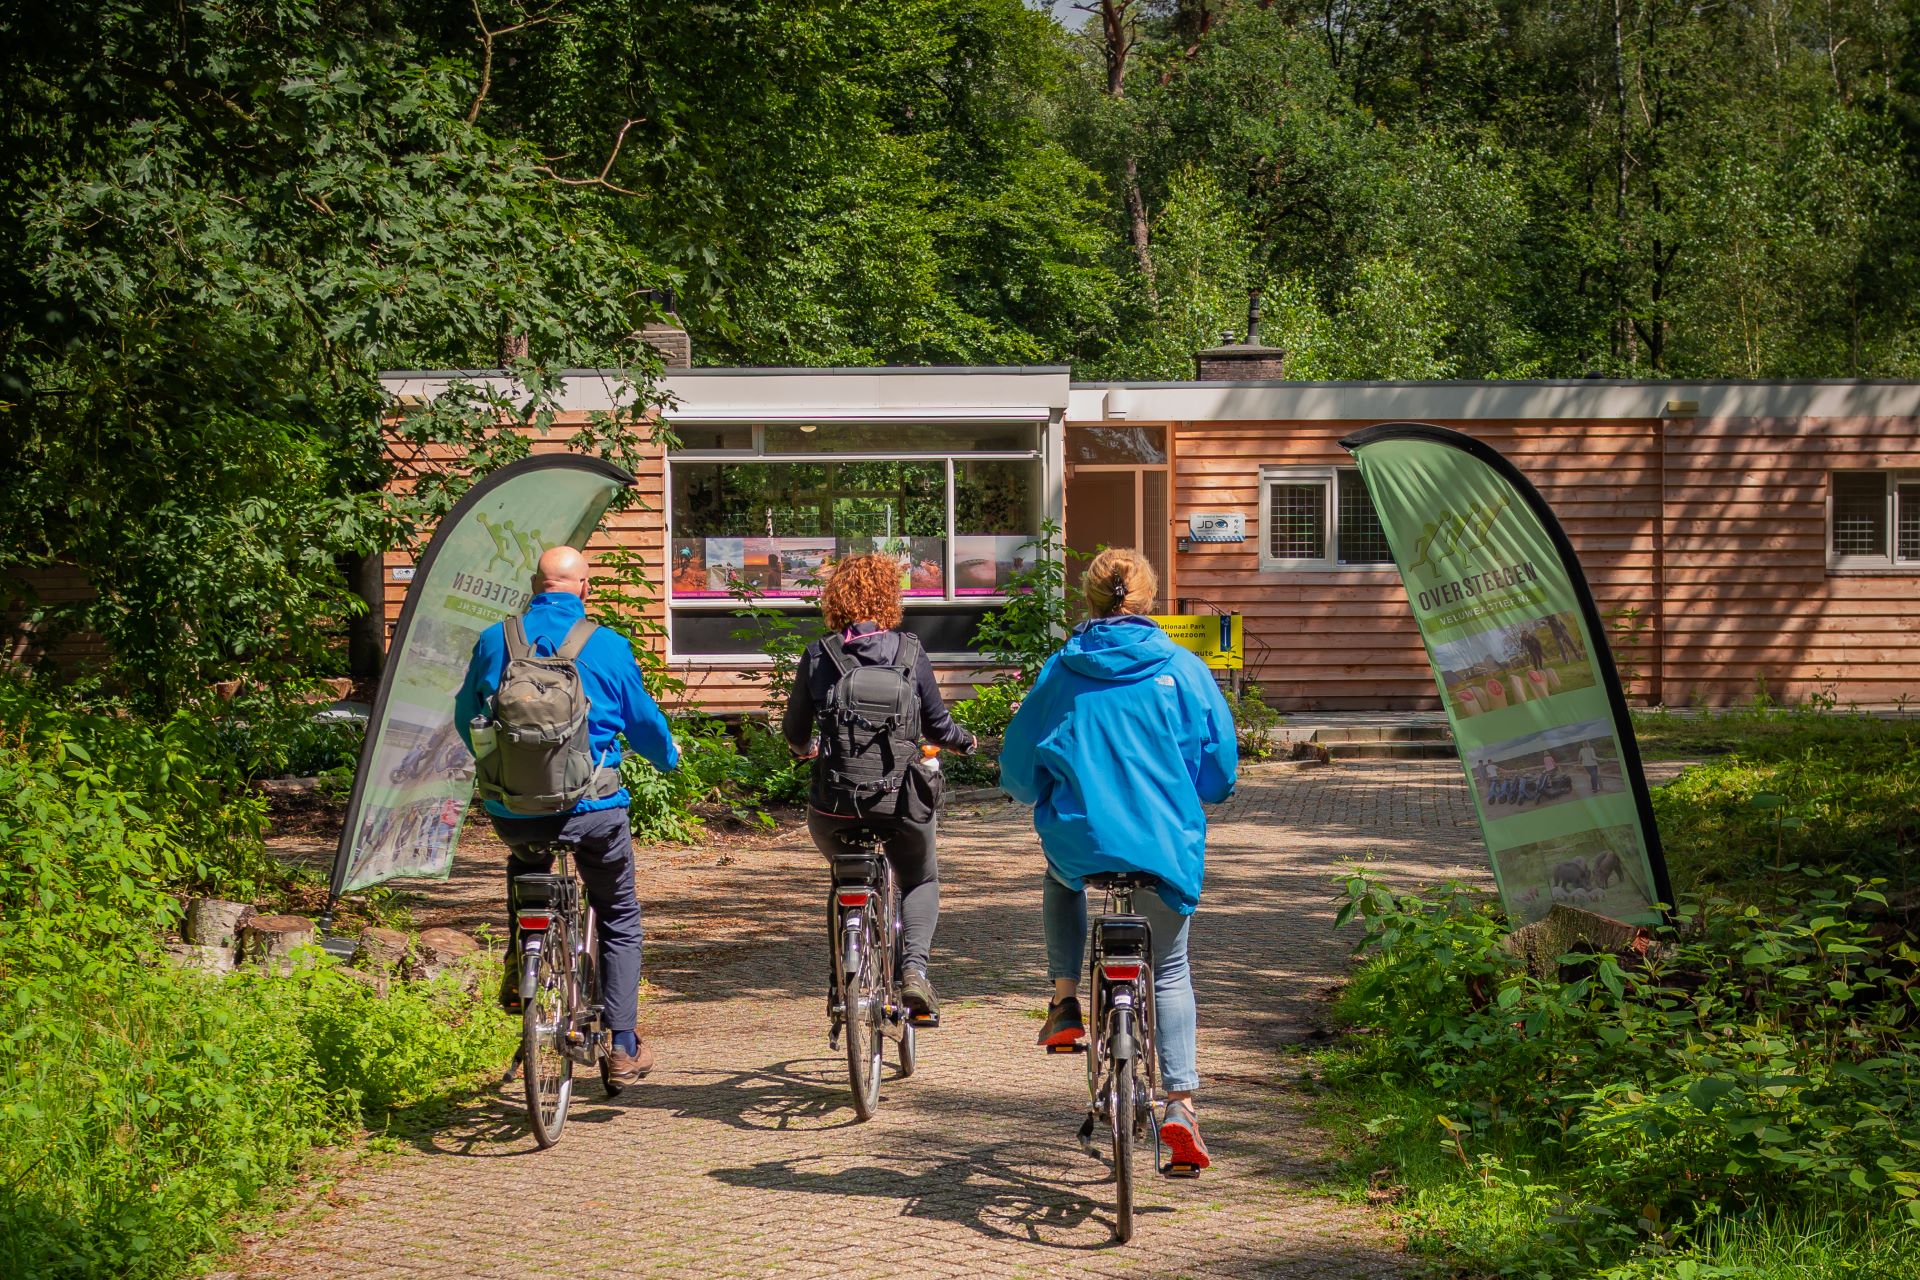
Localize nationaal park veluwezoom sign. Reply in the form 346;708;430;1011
1342;423;1673;926
330;454;634;898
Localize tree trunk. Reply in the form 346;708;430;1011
166;943;238;975
184;898;253;951
242;915;316;972
415;927;480;983
344;550;386;681
353;926;411;972
1100;1;1156;295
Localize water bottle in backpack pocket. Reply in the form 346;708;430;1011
474;616;622;816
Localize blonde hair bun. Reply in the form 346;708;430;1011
1084;547;1158;617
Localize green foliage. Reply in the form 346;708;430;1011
622;714;793;845
953;682;1025;739
1323;872;1920;1275
0;680;512;1279
1629;703;1920;896
972;521;1077;688
1;0;664;710
1224;680;1284;762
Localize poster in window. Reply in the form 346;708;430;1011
703;537;745;594
955;534;1036;594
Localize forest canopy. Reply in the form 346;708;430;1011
3;0;1918;695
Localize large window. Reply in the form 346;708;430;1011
1258;467;1394;571
1830;471;1920;571
666;421;1047;655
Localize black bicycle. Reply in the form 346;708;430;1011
827;829;929;1120
512;845;620;1148
1072;871;1167;1243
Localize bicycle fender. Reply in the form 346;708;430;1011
1109;1005;1137;1063
519;936;544;1001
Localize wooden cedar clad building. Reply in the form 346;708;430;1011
372;365;1920;713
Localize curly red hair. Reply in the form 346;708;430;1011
820;553;904;631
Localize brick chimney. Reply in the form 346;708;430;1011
1194;289;1285;380
641;287;692;369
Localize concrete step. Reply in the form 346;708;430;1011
1308;725;1453;744
1322;739;1459;760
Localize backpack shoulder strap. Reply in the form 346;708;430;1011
893;631;923;671
554;618;598;661
821;633;856;678
504;616;532;661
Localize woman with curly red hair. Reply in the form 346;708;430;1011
782;553;977;1022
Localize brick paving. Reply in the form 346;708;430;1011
240;759;1537;1279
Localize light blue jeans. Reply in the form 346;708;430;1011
1043;872;1199;1093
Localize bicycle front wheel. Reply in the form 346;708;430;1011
844;913;884;1120
522;941;574;1148
1110;1049;1136;1242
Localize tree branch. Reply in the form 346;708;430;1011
533;118;648;198
467;1;563;125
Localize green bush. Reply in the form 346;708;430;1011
0;679;513;1279
1321;872;1920;1276
1224;680;1284;762
953;682;1022;738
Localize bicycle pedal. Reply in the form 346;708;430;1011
907;1011;940;1028
1045;1042;1087;1054
1162;1162;1204;1179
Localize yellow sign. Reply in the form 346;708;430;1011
1149;613;1244;670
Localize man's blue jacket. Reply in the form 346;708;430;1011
999;616;1237;915
455;592;679;820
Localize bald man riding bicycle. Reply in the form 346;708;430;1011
457;545;679;1089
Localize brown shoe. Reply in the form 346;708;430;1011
606;1039;654;1089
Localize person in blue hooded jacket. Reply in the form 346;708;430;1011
999;547;1237;1173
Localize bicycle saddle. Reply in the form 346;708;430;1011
1083;871;1160;892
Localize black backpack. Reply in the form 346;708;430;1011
814;632;931;819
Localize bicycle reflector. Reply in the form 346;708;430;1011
1101;960;1144;982
516;912;552;931
836;889;873;908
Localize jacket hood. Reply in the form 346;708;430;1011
1058;616;1178;681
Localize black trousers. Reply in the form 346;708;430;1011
492;807;643;1035
806;809;939;973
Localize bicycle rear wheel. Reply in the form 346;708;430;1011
844;911;884;1120
1110;1049;1136;1243
522;938;574;1148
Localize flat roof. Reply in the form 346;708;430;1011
378;368;1920;421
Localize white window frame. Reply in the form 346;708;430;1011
1827;469;1920;574
663;417;1059;661
1258;466;1395;572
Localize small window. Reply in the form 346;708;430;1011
1829;471;1920;571
1259;468;1395;570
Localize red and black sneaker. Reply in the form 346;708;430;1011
1159;1099;1211;1176
1037;996;1085;1050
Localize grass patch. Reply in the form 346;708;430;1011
1630;703;1920;762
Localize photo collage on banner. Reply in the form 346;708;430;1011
332;457;633;897
1344;424;1670;926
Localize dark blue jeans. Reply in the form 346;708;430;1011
492;808;642;1036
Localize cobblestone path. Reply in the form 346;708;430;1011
244;760;1502;1279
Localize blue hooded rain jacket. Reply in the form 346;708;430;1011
999;615;1238;915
